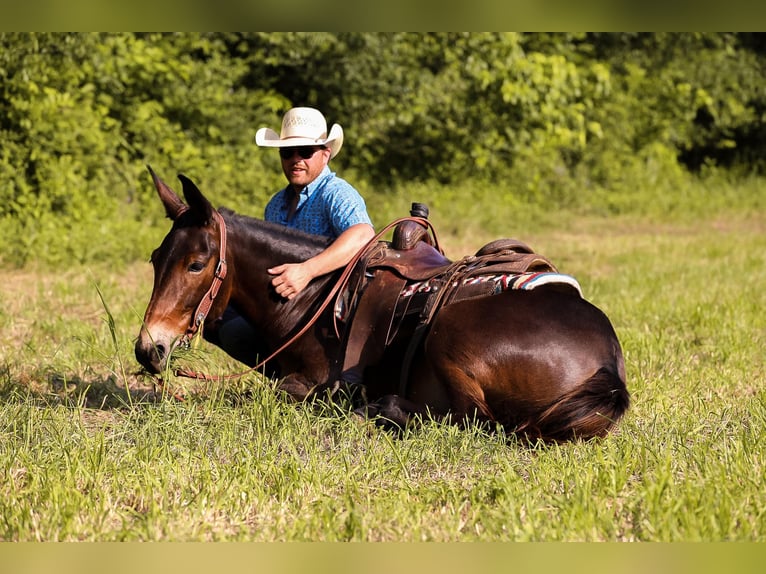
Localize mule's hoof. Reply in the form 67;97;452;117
352;403;379;419
306;379;341;401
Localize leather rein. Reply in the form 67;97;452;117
169;213;441;384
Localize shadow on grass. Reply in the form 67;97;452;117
50;372;163;408
0;359;279;413
0;363;165;409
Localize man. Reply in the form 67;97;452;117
216;107;375;368
257;107;375;300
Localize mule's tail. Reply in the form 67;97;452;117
520;367;630;442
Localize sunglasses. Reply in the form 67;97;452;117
279;146;326;160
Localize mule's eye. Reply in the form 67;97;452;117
188;261;206;273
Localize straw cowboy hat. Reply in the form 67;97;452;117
255;107;344;159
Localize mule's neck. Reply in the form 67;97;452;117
222;211;336;333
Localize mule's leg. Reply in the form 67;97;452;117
354;394;431;430
351;311;496;431
277;375;363;404
278;364;367;404
338;271;405;385
276;373;314;402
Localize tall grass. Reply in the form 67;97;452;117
1;176;765;541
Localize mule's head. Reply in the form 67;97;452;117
135;167;230;374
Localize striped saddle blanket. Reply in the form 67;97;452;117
400;271;583;300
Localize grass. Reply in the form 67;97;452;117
1;182;765;542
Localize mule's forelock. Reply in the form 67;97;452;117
178;174;214;225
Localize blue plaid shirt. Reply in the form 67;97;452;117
264;166;373;239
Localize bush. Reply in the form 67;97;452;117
1;33;764;267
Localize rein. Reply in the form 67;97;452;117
170;214;441;384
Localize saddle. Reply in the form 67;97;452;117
368;233;559;330
366;222;557;282
336;207;564;395
365;223;558;297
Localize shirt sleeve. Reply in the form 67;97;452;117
324;177;373;236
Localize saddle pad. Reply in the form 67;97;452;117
401;271;583;299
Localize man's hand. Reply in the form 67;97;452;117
268;223;375;301
268;262;313;300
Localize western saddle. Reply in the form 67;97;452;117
336;204;561;395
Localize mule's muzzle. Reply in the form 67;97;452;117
134;337;167;375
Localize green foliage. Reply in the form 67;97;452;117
0;33;283;266
582;33;766;180
1;32;765;267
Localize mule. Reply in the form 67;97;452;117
135;168;629;441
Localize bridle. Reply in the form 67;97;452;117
180;209;228;347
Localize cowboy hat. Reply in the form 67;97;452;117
255;107;344;159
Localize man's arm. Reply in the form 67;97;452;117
268;222;375;300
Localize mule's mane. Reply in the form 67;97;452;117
217;207;341;323
219;207;332;262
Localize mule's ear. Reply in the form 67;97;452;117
147;165;188;220
178;174;214;224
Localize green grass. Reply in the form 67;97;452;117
1;181;765;541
